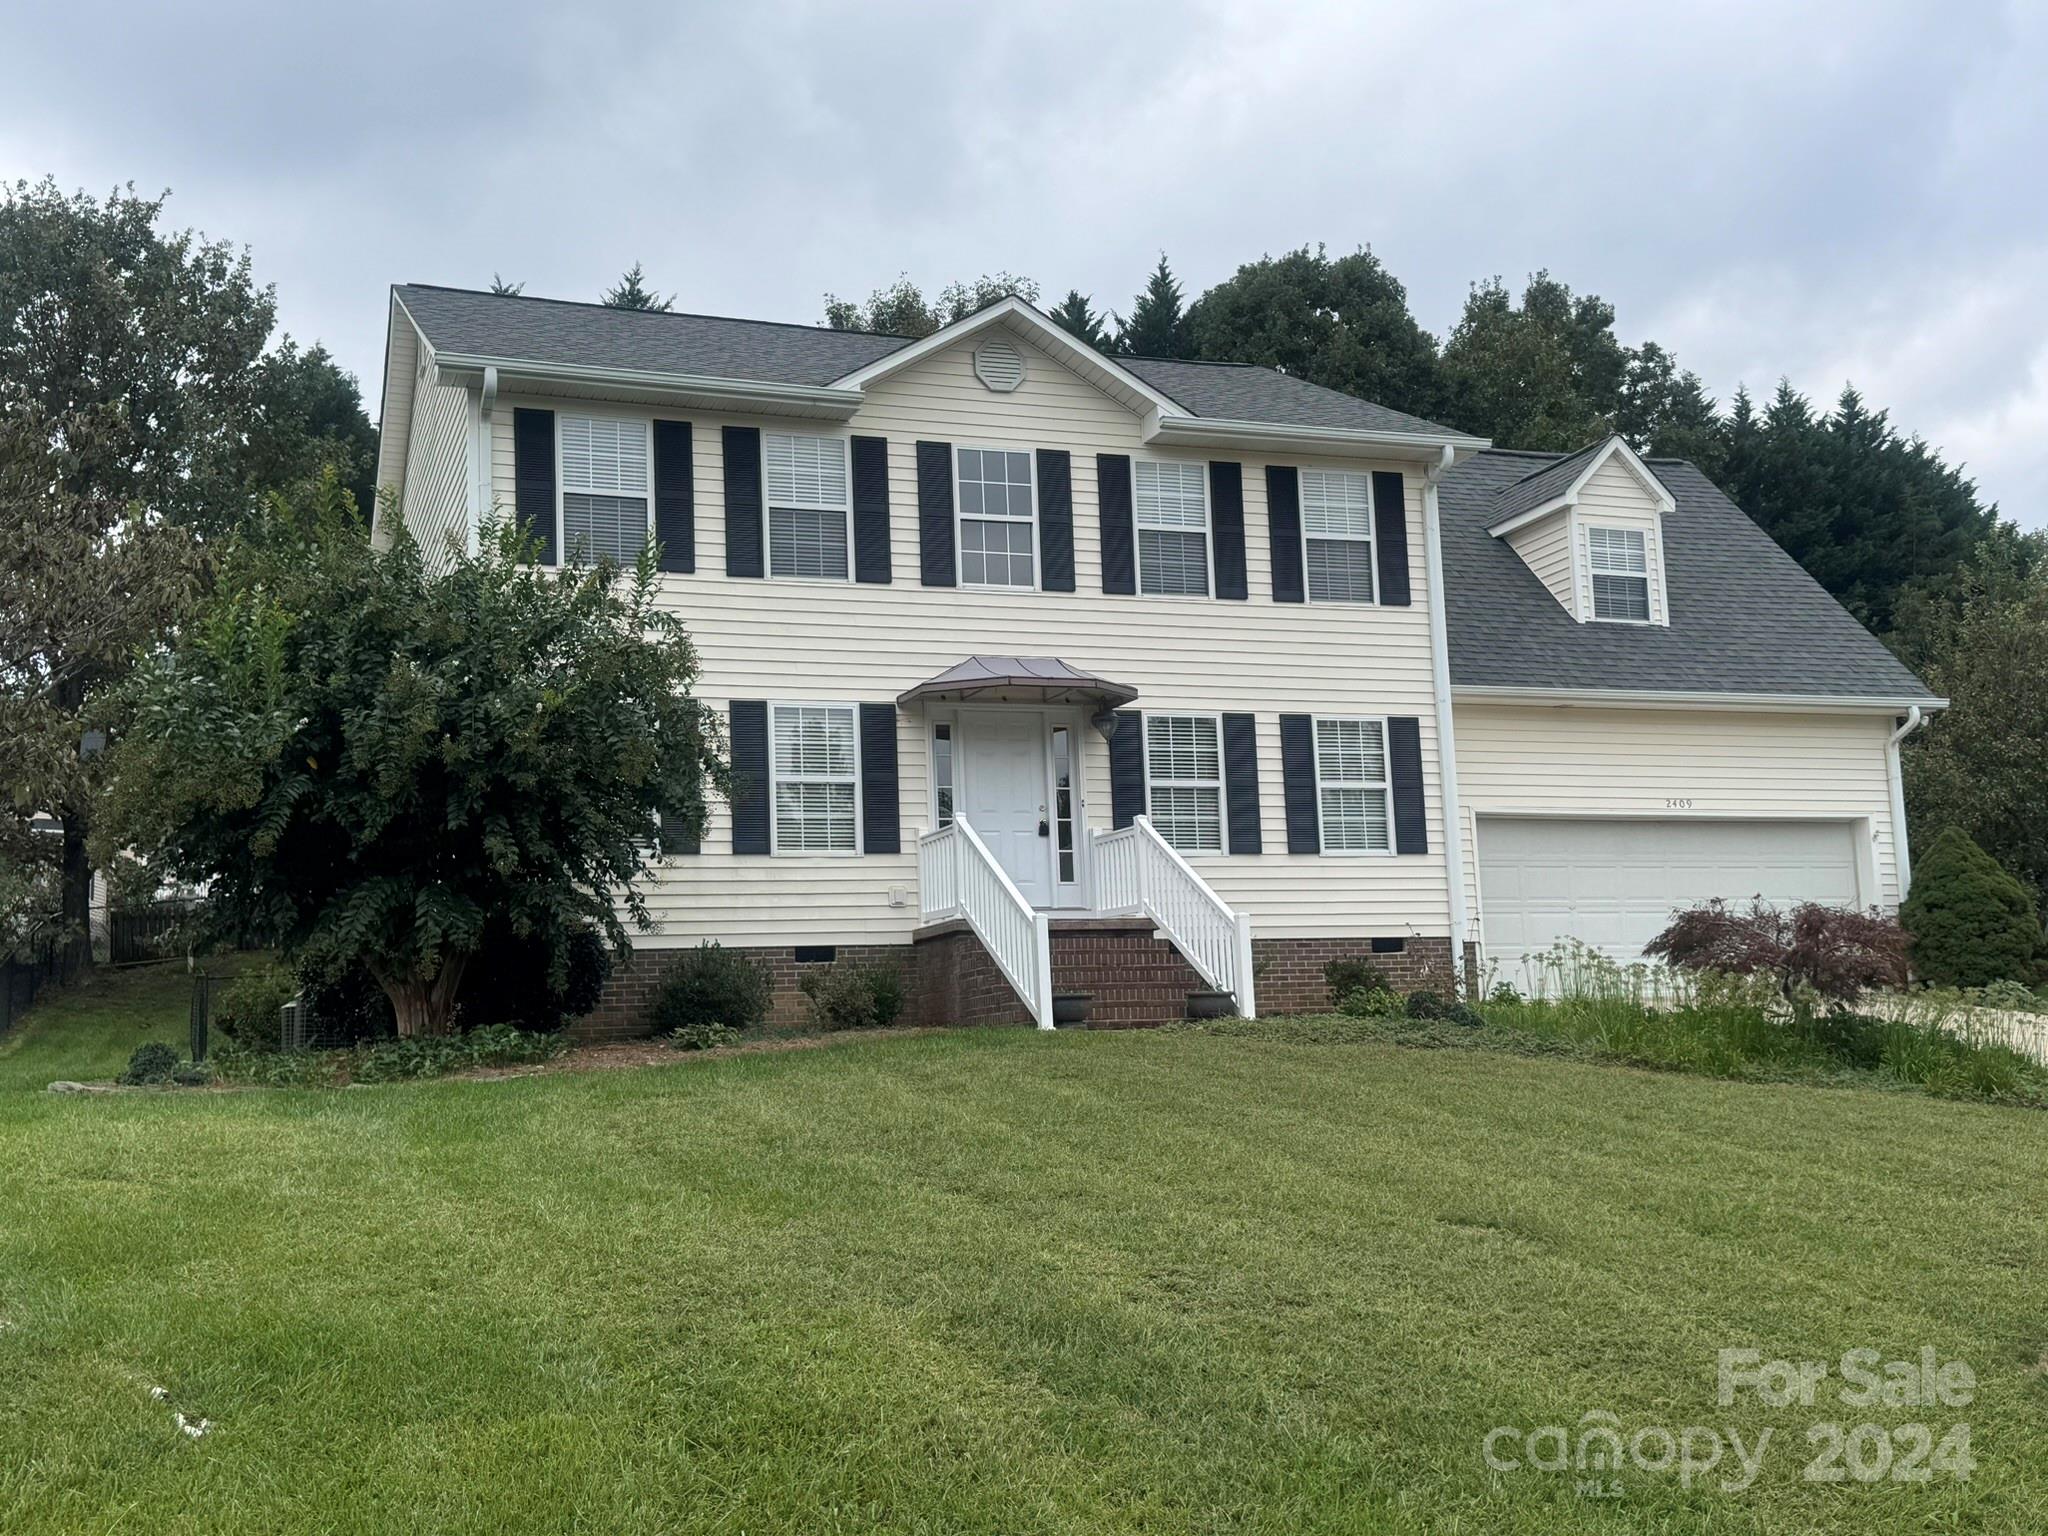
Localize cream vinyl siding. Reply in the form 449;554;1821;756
400;369;473;570
492;331;1450;947
1452;704;1902;942
1572;457;1668;625
1504;512;1574;614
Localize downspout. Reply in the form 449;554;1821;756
468;365;499;557
1421;443;1471;987
1885;705;1925;899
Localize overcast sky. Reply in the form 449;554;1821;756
4;1;2042;524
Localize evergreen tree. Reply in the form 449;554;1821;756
1115;255;1191;358
1048;289;1110;350
1900;828;2044;986
489;273;524;296
602;262;671;311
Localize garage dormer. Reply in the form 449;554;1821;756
1485;435;1674;626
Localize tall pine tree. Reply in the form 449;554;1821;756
1049;289;1110;350
1115;255;1191;358
602;262;671;311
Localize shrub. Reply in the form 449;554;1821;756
1487;981;1522;1005
651;943;773;1036
1404;990;1451;1020
669;1020;742;1052
170;1063;213;1087
1323;956;1390;1004
1338;986;1404;1019
801;963;908;1032
119;1042;180;1085
1645;899;1910;1006
296;962;396;1046
456;921;613;1033
1901;828;2044;988
213;963;301;1049
1970;979;2044;1015
1799;1010;1888;1070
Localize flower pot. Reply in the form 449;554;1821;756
1052;993;1093;1027
1185;989;1237;1020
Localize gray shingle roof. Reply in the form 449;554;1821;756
1118;357;1470;438
394;285;1472;437
394;285;908;386
1440;448;1938;702
1485;439;1611;526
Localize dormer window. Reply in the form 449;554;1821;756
1588;526;1650;622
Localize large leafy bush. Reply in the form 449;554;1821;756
1645;900;1909;1006
650;944;773;1036
1900;828;2044;988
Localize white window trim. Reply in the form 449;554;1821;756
952;444;1041;592
763;428;855;586
555;408;655;566
1132;458;1216;601
768;700;864;857
1142;710;1229;856
928;716;956;830
1584;521;1655;626
1298;464;1379;606
1312;715;1395;858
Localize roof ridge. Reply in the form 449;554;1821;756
395;283;918;344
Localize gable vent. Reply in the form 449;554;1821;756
973;336;1027;393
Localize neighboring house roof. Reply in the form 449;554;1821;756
1439;447;1940;705
391;285;1473;441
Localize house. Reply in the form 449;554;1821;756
370;287;1942;1032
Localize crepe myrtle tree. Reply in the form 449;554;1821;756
108;473;727;1036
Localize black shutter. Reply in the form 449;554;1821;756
1280;714;1319;853
729;700;770;854
1266;465;1303;603
859;702;899;854
1222;712;1262;854
1037;449;1075;592
917;440;955;587
1388;716;1428;854
1109;710;1145;828
653;419;694;573
513;407;556;564
1210;461;1248;601
1373;470;1411;606
1098;454;1135;595
723;427;763;578
848;435;891;584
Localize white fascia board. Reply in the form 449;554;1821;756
826;295;1190;418
431;354;865;418
1452;685;1949;715
1485;497;1573;539
1485;436;1676;538
1145;413;1489;463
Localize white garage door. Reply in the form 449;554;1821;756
1477;817;1861;984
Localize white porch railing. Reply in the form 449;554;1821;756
916;819;1054;1031
1092;815;1257;1017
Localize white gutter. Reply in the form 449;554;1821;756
1145;413;1488;462
1453;685;1948;716
1421;443;1471;988
465;365;498;557
1886;705;1926;897
432;353;866;416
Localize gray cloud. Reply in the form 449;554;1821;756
4;0;2040;522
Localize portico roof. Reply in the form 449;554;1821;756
896;656;1139;710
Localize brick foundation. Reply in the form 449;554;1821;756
579;932;1484;1039
576;941;916;1041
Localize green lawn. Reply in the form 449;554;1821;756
3;967;2046;1533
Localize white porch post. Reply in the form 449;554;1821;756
1233;911;1256;1019
1032;911;1054;1031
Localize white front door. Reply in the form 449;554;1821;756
962;710;1052;908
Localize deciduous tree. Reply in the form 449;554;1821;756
108;476;727;1036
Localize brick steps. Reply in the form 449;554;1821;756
1048;918;1211;1029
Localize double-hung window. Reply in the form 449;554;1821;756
1588;526;1651;622
957;448;1036;588
1300;468;1376;603
771;704;858;853
1314;718;1390;853
765;433;850;580
1134;461;1209;596
1146;714;1224;853
559;415;650;564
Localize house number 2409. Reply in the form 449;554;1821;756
1666;798;1695;810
